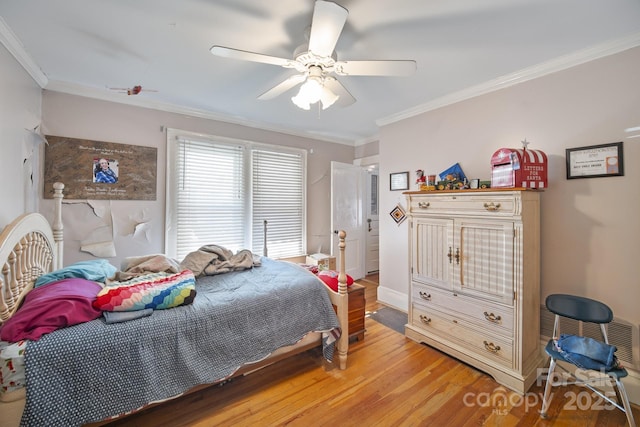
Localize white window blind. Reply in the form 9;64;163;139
166;130;306;261
252;149;305;258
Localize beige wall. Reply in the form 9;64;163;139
0;43;42;225
355;140;379;160
378;47;640;327
39;91;354;267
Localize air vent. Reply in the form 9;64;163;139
540;305;639;371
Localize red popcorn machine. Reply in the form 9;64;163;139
490;146;548;189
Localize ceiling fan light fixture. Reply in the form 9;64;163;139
292;79;318;110
319;86;339;109
291;75;338;110
291;94;311;110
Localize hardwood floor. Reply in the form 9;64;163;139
105;273;638;426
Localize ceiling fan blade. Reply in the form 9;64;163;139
210;45;296;68
308;1;348;58
324;77;355;107
334;60;417;76
258;74;307;100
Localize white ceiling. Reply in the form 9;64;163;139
2;0;640;144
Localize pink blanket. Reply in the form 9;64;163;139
0;278;103;342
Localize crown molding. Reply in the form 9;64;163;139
0;16;48;87
44;80;356;146
377;32;640;128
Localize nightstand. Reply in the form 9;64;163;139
347;283;365;341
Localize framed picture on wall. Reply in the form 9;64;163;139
44;135;158;200
390;171;409;191
566;141;624;179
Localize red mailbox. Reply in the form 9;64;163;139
491;147;548;189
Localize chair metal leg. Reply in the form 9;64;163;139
614;378;636;427
540;357;556;419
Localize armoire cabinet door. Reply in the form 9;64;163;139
411;217;453;290
452;219;515;305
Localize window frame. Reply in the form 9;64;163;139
165;128;307;260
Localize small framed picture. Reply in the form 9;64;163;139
470;179;480;189
390;172;409;191
566;142;624;179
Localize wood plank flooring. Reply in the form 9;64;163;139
105;274;639;426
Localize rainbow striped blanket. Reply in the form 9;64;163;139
93;270;197;311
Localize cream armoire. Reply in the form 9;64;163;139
404;189;543;394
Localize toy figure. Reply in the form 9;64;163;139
416;169;426;184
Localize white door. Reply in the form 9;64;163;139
331;161;366;280
365;169;379;274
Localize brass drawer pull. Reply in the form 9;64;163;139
483;202;501;211
483;312;502;323
418;201;430;209
419;291;431;301
483;341;501;353
419;315;431;325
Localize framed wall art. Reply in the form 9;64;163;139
389;204;406;225
44;135;157;200
566;142;624;179
390;171;409;191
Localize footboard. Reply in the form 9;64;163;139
326;230;349;370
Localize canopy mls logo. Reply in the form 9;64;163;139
461;368;618;415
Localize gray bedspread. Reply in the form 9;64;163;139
21;258;340;427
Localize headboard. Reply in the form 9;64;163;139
0;183;64;324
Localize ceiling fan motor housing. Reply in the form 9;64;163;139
293;43;337;74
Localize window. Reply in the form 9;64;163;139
166;129;306;261
369;173;378;215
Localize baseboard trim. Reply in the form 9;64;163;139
377;286;408;312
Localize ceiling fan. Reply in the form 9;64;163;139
210;0;416;110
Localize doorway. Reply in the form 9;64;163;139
365;166;379;274
330;161;366;279
329;157;379;279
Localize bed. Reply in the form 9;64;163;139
0;183;350;427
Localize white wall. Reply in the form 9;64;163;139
0;43;42;226
378;46;640;326
40;91;355;267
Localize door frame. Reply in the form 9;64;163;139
354;155;380;275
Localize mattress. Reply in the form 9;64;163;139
0;340;27;396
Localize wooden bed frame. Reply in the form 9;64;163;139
0;182;349;427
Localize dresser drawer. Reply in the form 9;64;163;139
412;283;514;336
408;193;518;217
411;305;513;368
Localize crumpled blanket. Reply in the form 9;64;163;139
110;254;181;282
180;244;261;277
554;333;622;371
103;308;153;324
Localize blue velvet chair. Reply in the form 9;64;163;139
540;294;635;426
